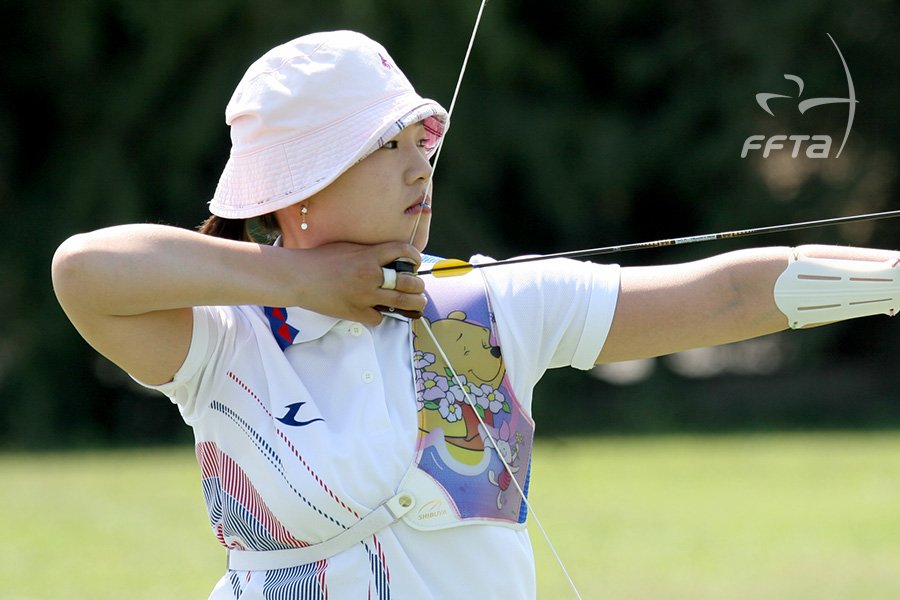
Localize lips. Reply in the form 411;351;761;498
405;195;431;215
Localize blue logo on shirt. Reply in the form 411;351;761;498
277;402;325;427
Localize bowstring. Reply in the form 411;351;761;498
405;2;584;597
420;319;583;600
408;0;489;245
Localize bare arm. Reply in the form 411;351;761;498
51;224;425;385
597;245;898;364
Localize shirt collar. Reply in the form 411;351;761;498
263;306;339;348
262;237;432;350
263;306;410;350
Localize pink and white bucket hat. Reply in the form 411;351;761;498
210;30;449;219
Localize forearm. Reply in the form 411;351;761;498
52;224;301;317
773;244;900;329
600;243;900;363
695;243;900;341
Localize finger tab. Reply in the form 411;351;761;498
388;257;418;274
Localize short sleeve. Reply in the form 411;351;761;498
131;305;230;423
478;256;620;387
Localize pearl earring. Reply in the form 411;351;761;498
300;205;309;231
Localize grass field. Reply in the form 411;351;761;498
4;432;900;599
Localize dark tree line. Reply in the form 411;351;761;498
1;0;898;447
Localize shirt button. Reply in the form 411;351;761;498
362;370;375;384
350;324;363;337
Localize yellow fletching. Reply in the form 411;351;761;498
430;258;474;277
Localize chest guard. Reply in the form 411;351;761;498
399;270;535;530
227;269;537;572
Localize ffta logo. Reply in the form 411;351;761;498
741;34;858;159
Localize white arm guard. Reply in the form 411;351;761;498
774;249;900;329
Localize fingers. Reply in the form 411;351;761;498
371;242;425;314
380;267;398;290
375;242;422;272
291;241;426;323
372;269;425;318
372;270;426;317
379;266;425;292
395;271;425;294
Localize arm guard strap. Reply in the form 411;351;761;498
774;249;900;329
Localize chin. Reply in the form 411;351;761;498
413;218;431;251
413;232;430;252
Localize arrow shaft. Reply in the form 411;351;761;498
419;209;900;275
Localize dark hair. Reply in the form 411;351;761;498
198;214;280;243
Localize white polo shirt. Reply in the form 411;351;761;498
143;256;620;599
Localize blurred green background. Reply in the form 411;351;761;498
7;434;900;599
1;0;899;449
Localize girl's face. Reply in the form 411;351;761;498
282;121;435;251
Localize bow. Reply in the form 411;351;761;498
395;7;900;598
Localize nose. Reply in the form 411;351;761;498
406;148;433;185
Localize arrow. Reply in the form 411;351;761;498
418;209;900;277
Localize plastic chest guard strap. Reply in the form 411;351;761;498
227;491;416;571
774;249;900;329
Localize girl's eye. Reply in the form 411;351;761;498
418;140;437;157
381;137;432;152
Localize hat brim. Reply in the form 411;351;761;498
209;93;449;220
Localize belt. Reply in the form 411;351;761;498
227;491;416;571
